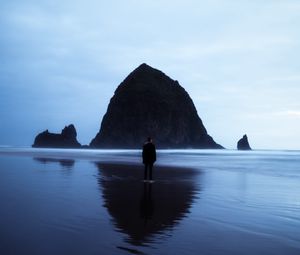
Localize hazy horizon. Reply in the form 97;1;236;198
0;0;299;150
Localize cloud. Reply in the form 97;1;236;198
0;0;300;148
276;111;300;118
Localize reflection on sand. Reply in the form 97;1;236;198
95;163;200;246
33;157;75;169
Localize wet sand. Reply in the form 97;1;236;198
0;148;300;254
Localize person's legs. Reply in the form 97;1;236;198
144;164;148;180
149;163;153;180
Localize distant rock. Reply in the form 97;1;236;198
32;124;81;148
90;63;223;149
237;134;252;150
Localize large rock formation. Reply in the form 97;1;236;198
90;63;223;149
32;124;81;148
237;134;252;150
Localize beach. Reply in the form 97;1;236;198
0;148;300;255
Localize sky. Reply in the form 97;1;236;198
0;0;299;149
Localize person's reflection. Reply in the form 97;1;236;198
95;163;201;246
33;157;75;170
140;183;154;224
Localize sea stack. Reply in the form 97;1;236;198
237;134;252;150
32;124;81;148
90;63;223;149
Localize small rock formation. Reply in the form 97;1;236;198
32;124;81;148
90;63;223;149
237;134;252;150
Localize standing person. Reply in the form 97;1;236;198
142;137;156;182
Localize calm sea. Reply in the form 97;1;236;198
0;148;300;255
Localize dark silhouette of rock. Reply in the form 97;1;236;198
237;134;252;150
33;157;75;169
32;124;81;148
90;63;223;149
95;163;200;246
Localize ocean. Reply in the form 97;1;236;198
0;148;299;255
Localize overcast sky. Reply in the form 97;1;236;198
0;0;299;149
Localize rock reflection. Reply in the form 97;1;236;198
33;157;75;170
140;183;154;225
95;163;200;246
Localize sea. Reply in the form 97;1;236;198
0;148;299;255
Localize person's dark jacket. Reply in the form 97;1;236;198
142;142;156;164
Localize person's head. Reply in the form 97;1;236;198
147;137;152;143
